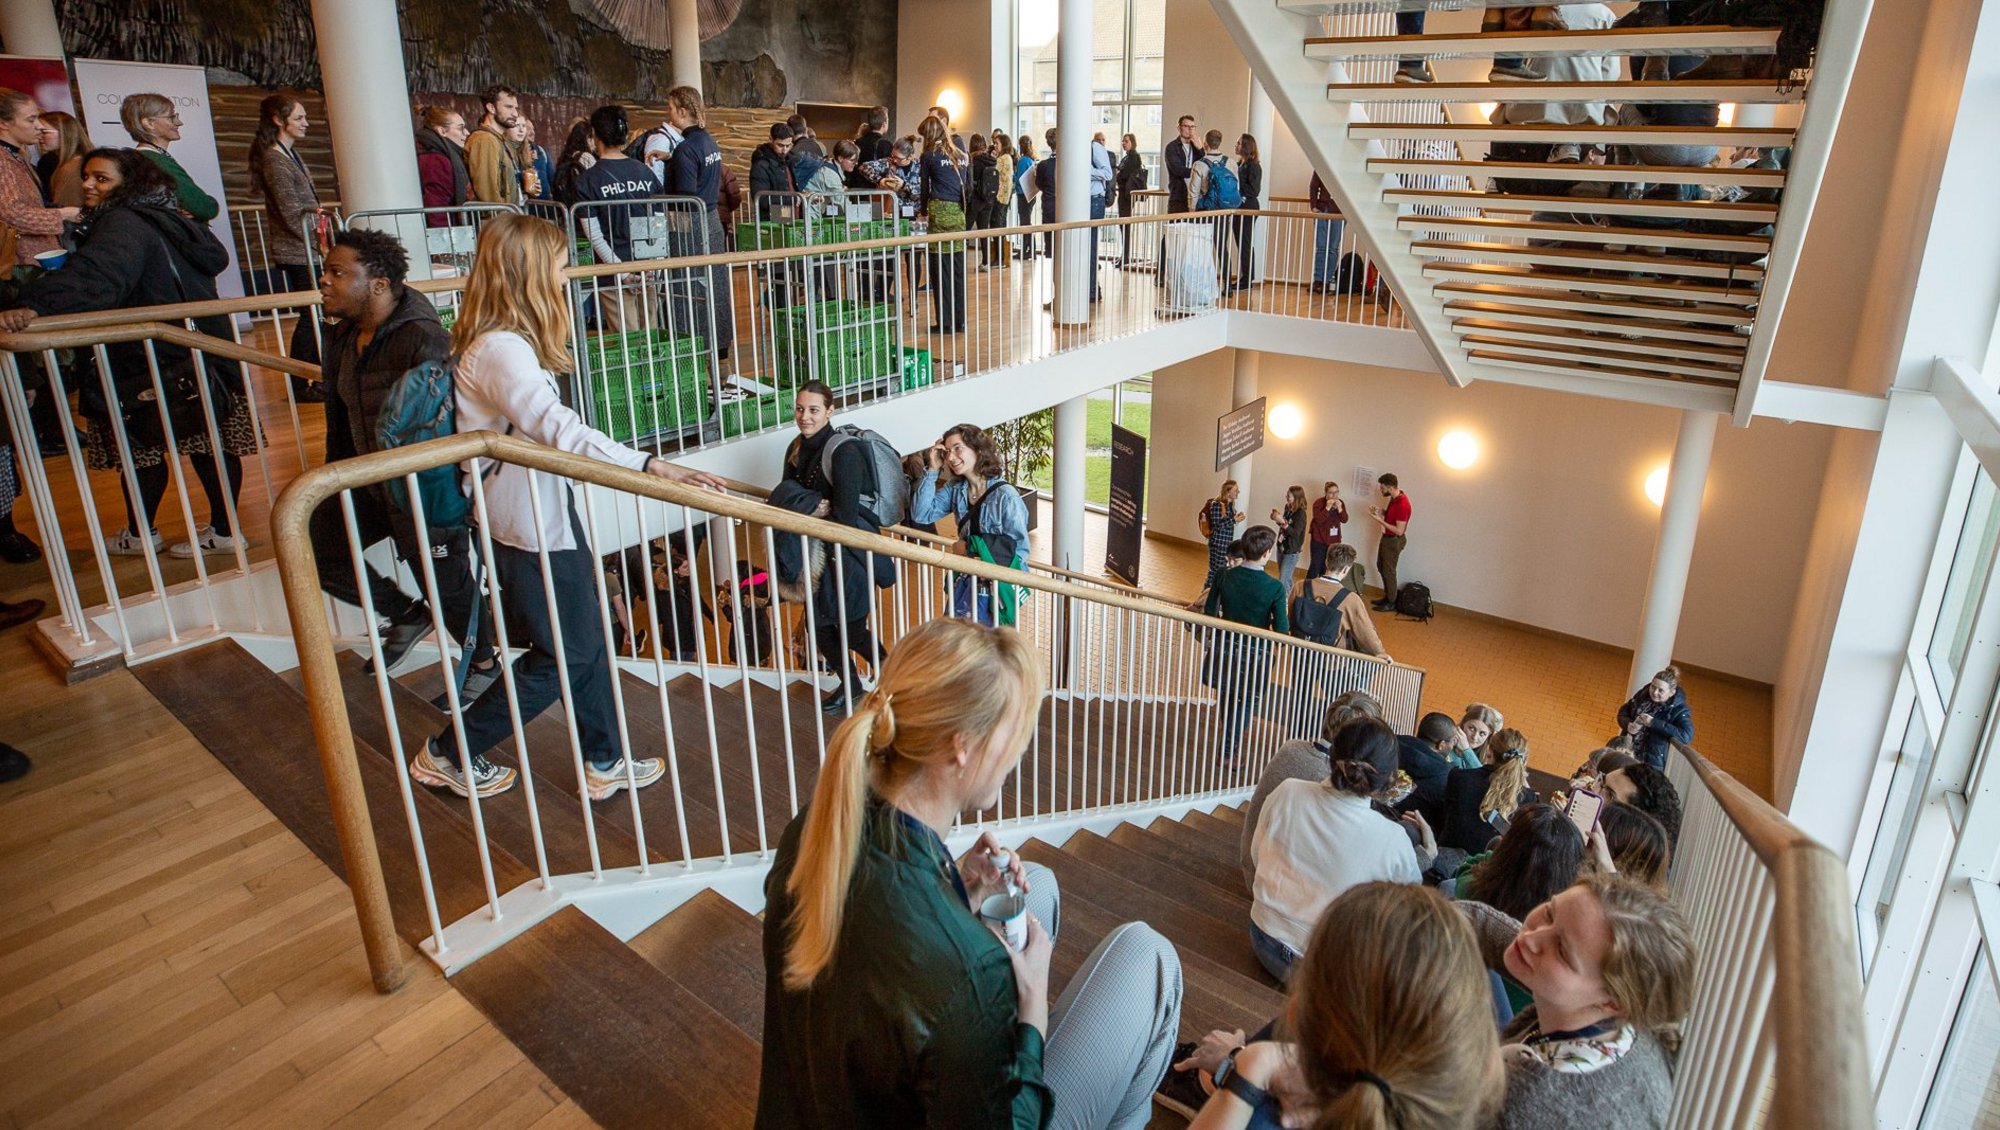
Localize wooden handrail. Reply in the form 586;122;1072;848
1671;739;1871;1130
0;319;322;381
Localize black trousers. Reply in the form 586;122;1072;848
309;485;492;665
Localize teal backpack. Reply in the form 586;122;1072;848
375;358;472;529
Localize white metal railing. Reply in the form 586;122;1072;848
269;430;1424;976
1664;740;1871;1130
0;207;1407;672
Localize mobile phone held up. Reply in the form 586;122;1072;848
1564;787;1605;839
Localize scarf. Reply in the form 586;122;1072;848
415;126;471;204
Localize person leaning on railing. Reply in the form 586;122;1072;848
307;225;498;697
757;616;1183;1128
0;148;255;561
910;422;1029;626
404;212;725;802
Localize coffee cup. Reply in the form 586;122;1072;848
34;249;66;271
979;892;1028;952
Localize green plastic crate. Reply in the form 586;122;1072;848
584;332;710;442
771;300;899;384
719;392;789;438
900;347;933;391
740;219;808;251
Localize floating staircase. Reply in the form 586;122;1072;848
138;639;1287;1128
1212;0;1860;418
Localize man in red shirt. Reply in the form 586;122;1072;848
1307;480;1347;579
1368;472;1412;611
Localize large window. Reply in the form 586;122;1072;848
1930;471;2000;698
1014;0;1165;181
1022;377;1153;513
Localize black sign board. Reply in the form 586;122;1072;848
1106;423;1148;586
1216;397;1268;472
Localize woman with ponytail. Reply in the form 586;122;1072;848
1247;716;1434;983
1439;727;1539;856
1176;883;1503;1130
1457;874;1695;1128
757;618;1184;1129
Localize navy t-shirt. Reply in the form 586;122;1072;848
573;156;663;262
666;126;723;208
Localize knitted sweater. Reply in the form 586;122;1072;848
0;141;64;264
139;149;218;222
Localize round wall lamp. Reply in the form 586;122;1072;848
934;88;966;124
1644;465;1670;507
1436;429;1480;470
1269;402;1304;440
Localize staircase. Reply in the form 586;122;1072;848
138;639;1284;1129
1212;0;1864;421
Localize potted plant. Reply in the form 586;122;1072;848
988;407;1053;531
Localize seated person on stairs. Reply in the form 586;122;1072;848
757;618;1183;1129
1237;691;1384;891
1438;728;1539;857
1247;717;1436;984
1395;711;1460;826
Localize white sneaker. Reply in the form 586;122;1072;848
106;527;164;557
584;757;666;801
170;525;247;558
410;738;518;799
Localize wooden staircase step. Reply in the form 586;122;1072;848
1442;299;1755;345
1351;122;1793;147
1181;808;1247;847
1412;239;1766;282
1283;0;1709;13
1019;839;1277;990
1457;333;1743;379
316;652;649;878
626;889;768;1042
1402;212;1771;255
1432;281;1755;326
132;640;533;944
1421;262;1762;305
1306;25;1780;60
1147;814;1243;873
1451;318;1748;362
1109;822;1248;896
1470;347;1740;388
1372;156;1787;188
1384;188;1778;224
452;906;760;1130
1062;830;1250;926
1208;804;1245;828
1331;79;1803;104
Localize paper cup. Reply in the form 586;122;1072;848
34;249;66;270
980;892;1028;952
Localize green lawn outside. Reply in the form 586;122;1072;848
1085;397;1152;449
1025;455;1117;507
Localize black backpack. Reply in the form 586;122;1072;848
1333;251;1371;294
1394;582;1434;621
1292;577;1355;648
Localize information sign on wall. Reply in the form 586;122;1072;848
1105;423;1148;586
1215;397;1267;472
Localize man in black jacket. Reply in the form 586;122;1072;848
1157;114;1201;285
309;228;496;694
749;123;798;199
1395;711;1460;826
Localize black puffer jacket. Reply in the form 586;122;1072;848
1616;687;1694;769
22;196;229;418
749;143;795;197
322;286;450;463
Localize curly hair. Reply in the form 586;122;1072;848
1611;765;1682;848
1464;804;1583;922
940;423;1005;480
331;227;411;290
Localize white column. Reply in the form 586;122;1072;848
1246;79;1275;282
1053;0;1092;324
1629;409;1720;692
669;0;703;93
1227;349;1260;507
310;0;422;217
1052;396;1088;570
0;0;62;57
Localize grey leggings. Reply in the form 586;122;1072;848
1020;862;1185;1130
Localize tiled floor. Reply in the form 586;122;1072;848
1026;508;1776;799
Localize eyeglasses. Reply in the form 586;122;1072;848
149;112;183;125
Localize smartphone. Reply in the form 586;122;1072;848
1565;787;1605;839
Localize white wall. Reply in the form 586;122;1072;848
896;0;1008;138
1162;0;1249;156
1147;351;1833;683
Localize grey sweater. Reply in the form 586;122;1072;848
1240;739;1332;890
1458;901;1678;1130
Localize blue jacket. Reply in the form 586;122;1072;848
911;472;1030;567
1617;687;1694;767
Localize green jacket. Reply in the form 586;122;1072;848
1205;564;1289;633
757;794;1051;1129
139;149;218;222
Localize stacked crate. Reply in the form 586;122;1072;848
771;299;900;389
582;331;710;444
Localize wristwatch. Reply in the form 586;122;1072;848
1213;1048;1269;1110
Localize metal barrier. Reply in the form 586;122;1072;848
345;203;526;284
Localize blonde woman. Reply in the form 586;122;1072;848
1439;728;1537;855
33;108;89;207
1452;702;1503;769
758;617;1183;1127
409;213;724;800
120;92;218;221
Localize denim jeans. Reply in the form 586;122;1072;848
1250;920;1300;984
1275;552;1299;593
1311;217;1345;285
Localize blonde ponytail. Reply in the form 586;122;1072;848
1479;728;1530;828
781;618;1043;990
